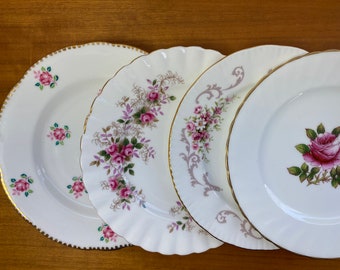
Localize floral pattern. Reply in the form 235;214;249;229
184;96;235;161
288;123;340;188
10;174;34;197
47;122;71;145
34;66;59;90
91;71;184;211
67;176;87;199
98;224;118;242
167;201;206;234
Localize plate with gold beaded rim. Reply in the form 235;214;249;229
227;50;340;258
169;45;307;249
80;47;224;255
0;42;146;248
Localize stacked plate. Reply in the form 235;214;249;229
1;42;339;257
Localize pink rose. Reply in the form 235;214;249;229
106;143;119;156
192;132;203;141
108;177;119;191
40;71;53;86
121;144;134;157
120;187;131;198
111;152;125;164
214;107;222;115
103;226;116;239
303;132;340;169
72;180;85;193
53;128;66;141
15;179;29;192
186;122;195;132
194;105;202;114
192;143;199;150
147;91;159;102
140;112;155;124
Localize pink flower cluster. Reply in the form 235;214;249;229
186;105;222;151
106;142;135;164
108;176;132;198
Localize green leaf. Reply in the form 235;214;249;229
50;83;55;88
332;126;340;136
11;178;16;183
64;125;69;130
47;66;51;72
169;96;176;101
129;169;134;176
331;167;337;177
287;166;301;176
54;123;59;127
310;167;321;175
100;236;104;241
301;163;309;173
123;137;129;146
134;143;143;149
28;190;33;193
56;141;60;145
176;221;182;225
331;178;338;188
35;82;40;87
131;137;137;145
67;185;72;189
27;177;33;184
115;137;120;143
117;119;125;124
152;79;157;85
299;173;307;182
54;75;59;81
336;166;340;175
295;144;310;154
41;66;46;71
98;226;102;232
39;85;43;90
66;133;71;138
305;129;317;140
21;173;27;178
317;123;325;134
24;192;29;197
10;184;15;188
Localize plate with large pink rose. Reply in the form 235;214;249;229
227;50;340;258
0;42;146;248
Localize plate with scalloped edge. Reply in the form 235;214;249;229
0;42;146;248
80;46;225;255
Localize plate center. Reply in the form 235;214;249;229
259;86;340;225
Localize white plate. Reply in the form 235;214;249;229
169;45;307;249
0;42;146;248
228;51;340;258
80;47;224;255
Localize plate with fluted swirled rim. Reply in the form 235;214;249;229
80;46;224;255
228;51;340;258
169;45;307;249
0;42;146;248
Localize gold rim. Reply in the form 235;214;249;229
225;49;340;251
0;41;146;249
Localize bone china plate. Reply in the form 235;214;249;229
0;42;145;248
227;51;340;258
80;46;224;255
169;45;306;249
